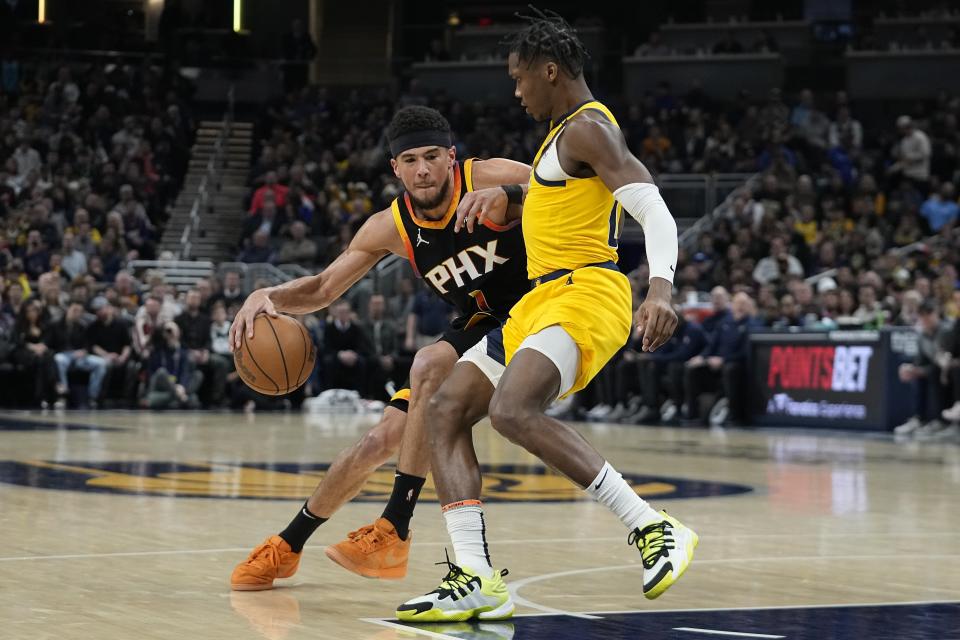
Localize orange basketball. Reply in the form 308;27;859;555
234;314;316;396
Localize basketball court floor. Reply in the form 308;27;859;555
1;410;958;639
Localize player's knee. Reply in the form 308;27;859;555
427;388;469;440
409;344;454;389
489;396;535;446
358;419;401;463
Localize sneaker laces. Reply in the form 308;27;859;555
351;524;389;553
628;521;675;569
431;549;480;599
346;524;375;541
246;540;281;568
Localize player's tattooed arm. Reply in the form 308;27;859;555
455;158;531;233
230;209;402;349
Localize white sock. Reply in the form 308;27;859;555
443;501;494;578
585;461;661;532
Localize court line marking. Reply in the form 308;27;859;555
358;600;960;638
1;534;958;562
509;556;960;619
674;628;784;639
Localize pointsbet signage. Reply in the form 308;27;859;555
750;330;917;430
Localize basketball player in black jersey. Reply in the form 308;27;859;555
228;106;531;590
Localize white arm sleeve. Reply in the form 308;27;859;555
613;182;678;283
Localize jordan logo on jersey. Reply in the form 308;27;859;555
424;240;509;294
416;228;429;247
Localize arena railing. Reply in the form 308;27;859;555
179;85;235;261
675;172;761;250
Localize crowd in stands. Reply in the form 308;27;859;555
3;57;959;436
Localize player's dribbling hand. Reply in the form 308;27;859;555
455;187;508;233
230;289;279;351
635;278;677;352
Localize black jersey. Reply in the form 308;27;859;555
391;159;528;329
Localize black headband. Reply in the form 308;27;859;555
389;130;452;158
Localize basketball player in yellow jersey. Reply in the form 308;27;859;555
396;9;697;623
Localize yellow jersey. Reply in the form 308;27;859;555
524;100;622;279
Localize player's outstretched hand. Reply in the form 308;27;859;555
455;187;509;233
230;289;279;352
635;279;678;352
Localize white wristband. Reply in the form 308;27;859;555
613;182;678;283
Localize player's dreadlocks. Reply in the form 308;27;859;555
503;6;589;78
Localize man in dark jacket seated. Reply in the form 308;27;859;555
142;321;203;409
322;300;372;395
684;292;757;426
626;309;707;424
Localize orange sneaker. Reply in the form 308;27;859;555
231;535;302;591
324;517;410;580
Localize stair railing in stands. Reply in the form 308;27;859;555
179;85;234;260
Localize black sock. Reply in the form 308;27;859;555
381;471;425;540
279;502;327;553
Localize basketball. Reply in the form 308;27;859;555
234;314;316;396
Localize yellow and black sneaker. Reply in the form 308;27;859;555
396;552;514;622
630;510;699;600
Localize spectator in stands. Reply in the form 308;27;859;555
629;310;707;424
277;220;318;265
920;182;959;233
113;271;141;315
87;298;136;405
753;236;804;284
22;230;50;281
176;288;227;406
12;137;41;181
117;184;156;259
895;302;954;439
69;209;100;257
791;89;830;151
888;115;932;193
13;299;57;408
941;319;960;424
238;230;276;264
133;294;169;360
3;281;24;318
142;321;202;410
405;287;452;352
389;277;416;320
60;231;88;280
771;293;804;328
684;292;756;425
50;301;107;408
209;301;234;387
216;270;245;309
829;106;863;151
323;300;371;394
852;284;885;326
702;286;731;336
28;203;58;249
362;294;400;401
37;272;68;324
242;201;284;244
249;171;288;214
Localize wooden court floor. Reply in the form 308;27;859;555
1;410;958;640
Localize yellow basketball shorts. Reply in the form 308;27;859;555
502;263;632;398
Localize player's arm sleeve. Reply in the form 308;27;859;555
613;182;678;284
